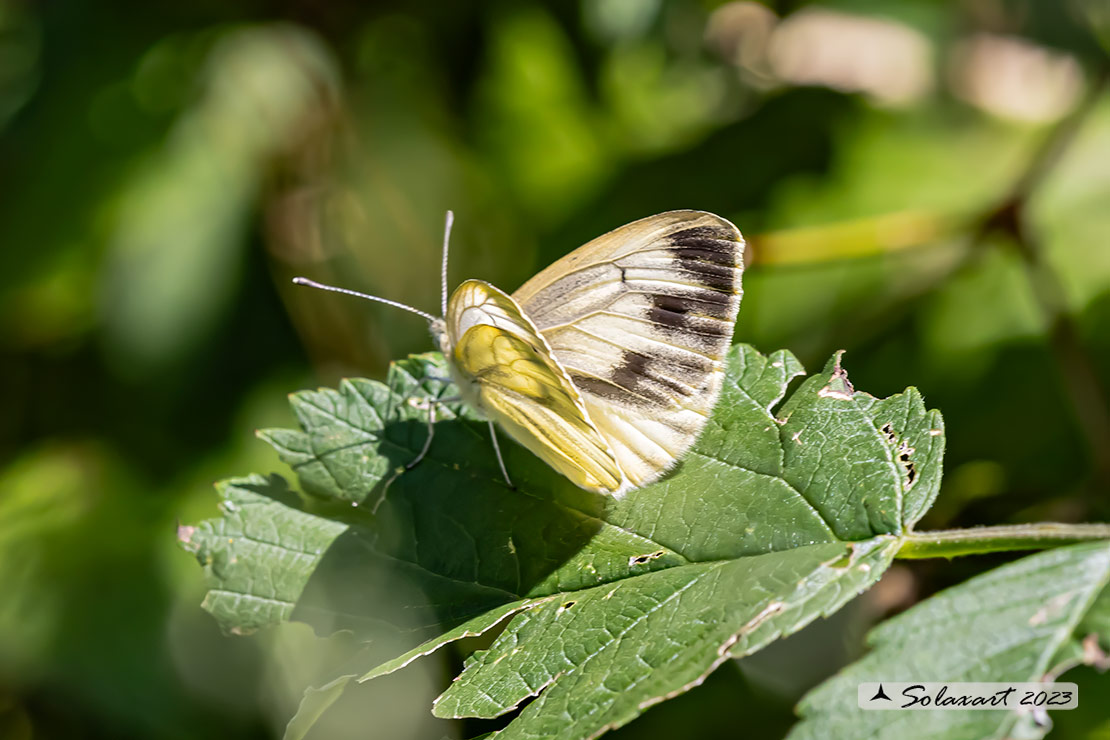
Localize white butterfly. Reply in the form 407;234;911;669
295;210;744;497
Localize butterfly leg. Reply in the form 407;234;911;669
406;399;437;470
423;373;454;385
487;420;515;489
404;394;461;470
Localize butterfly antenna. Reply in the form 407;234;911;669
441;210;454;317
291;277;438;323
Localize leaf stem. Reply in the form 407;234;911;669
897;523;1110;559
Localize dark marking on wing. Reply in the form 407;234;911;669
648;293;734;324
669;226;722;240
683;289;734;307
670;246;737;266
645;310;733;341
666;225;743;294
648;297;688;329
561;328;715;375
570;373;656;408
613;350;697;400
669;226;742;266
668;260;739;292
569;347;698;409
611;351;651;397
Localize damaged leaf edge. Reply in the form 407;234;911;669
358;595;557;683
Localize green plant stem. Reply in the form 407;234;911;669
897;523;1110;559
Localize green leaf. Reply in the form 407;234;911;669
178;474;347;634
359;596;554;682
604;349;944;561
1079;583;1110;642
184;344;946;739
259;353;692;622
790;541;1110;740
283;674;355;740
431;537;897;736
101;26;339;373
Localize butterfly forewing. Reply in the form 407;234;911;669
445;280;624;493
511;211;744;488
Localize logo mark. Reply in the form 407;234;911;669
870;684;892;701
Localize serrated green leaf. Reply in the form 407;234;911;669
185;344;947;739
359;595;554;683
604;347;944;560
790;541;1110;740
179;474;348;633
180;473;509;637
433;537;898;738
259;352;693;613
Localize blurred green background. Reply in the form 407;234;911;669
2;0;1109;738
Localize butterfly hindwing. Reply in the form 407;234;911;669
445;279;624;493
511;211;744;488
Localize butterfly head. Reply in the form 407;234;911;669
429;317;450;355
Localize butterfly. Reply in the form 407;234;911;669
294;210;744;497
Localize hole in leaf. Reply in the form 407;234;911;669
629;550;666;566
827;554;852;569
895;439;917;488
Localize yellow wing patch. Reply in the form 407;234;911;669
446;280;624;493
